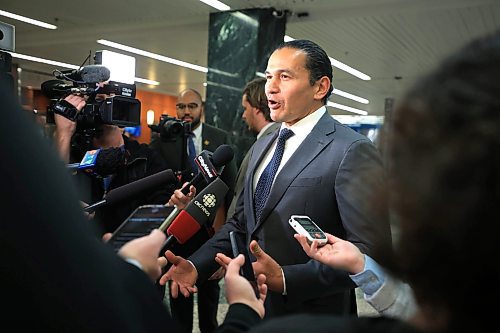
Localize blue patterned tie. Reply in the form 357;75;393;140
254;128;294;223
187;132;198;174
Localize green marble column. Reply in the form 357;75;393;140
205;8;286;168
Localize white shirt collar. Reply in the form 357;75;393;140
191;123;202;137
280;106;327;137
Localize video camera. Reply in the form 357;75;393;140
148;114;191;142
42;63;141;130
149;114;191;176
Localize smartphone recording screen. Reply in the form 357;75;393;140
295;217;325;239
108;205;174;252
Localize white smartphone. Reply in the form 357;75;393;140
289;215;328;246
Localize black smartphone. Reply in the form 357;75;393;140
107;204;174;252
229;231;259;298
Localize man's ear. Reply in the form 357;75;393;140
314;76;331;101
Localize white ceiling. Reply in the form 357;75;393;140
2;0;500;116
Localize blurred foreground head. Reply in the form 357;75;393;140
384;31;500;332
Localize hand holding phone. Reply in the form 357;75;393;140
107;205;175;252
229;231;259;298
289;215;327;246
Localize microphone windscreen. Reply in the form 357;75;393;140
166;210;201;244
211;144;234;168
80;65;111;83
94;147;126;176
105;169;177;205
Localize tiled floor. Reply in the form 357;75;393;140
165;281;379;333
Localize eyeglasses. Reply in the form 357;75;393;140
176;103;199;111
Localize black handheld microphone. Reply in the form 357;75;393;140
67;147;126;177
83;169;178;213
54;65;111;83
162;177;229;249
181;144;234;195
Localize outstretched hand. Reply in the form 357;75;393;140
159;250;198;298
249;240;284;293
294;233;365;274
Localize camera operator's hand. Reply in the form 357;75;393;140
54;94;86;163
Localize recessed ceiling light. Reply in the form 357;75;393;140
97;39;208;73
327;101;368;115
0;10;57;29
284;35;371;81
198;0;230;11
9;52;157;85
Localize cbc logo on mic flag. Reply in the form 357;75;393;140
203;194;216;208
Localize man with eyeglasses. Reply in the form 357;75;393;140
150;88;236;333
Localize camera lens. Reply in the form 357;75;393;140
163;120;183;136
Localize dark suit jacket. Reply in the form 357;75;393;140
190;111;392;317
227;122;281;217
0;78;177;332
219;303;422;333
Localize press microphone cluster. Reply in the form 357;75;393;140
83;169;178;213
67;147;126;177
182;144;234;195
162;177;229;249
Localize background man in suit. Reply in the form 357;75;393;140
161;39;391;319
150;88;236;333
227;77;280;217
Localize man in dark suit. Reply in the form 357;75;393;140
150;88;236;333
161;40;391;319
227;77;280;217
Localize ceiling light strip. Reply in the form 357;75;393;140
0;10;57;30
198;0;231;11
284;35;371;81
332;89;369;104
97;39;208;73
9;52;156;85
134;77;160;85
327;101;368;115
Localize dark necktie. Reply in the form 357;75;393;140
187;132;198;174
254;128;294;223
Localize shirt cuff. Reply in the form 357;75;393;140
281;267;287;295
124;258;143;271
187;259;199;276
349;255;385;295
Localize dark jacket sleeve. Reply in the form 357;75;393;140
216;303;262;333
0;78;176;332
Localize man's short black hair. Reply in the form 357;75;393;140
275;39;333;104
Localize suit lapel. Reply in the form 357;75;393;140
253;113;337;231
245;129;280;230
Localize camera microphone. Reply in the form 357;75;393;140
181;144;234;195
54;65;111;83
